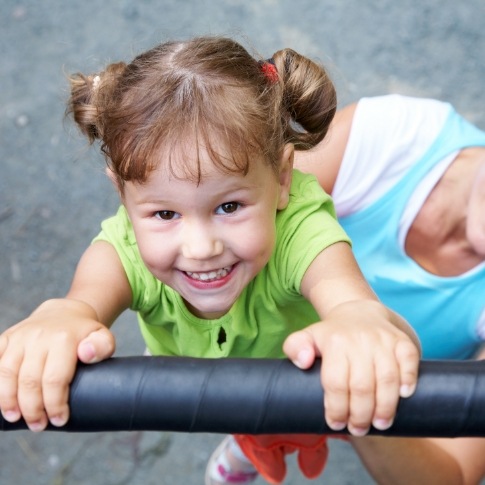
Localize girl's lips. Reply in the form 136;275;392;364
185;265;233;282
183;264;236;289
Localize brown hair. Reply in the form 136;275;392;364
66;36;336;187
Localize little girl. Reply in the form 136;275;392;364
0;37;420;484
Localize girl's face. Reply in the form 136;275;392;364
467;160;485;256
122;145;293;319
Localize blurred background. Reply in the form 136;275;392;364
1;1;484;483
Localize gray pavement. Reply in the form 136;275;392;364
1;1;485;484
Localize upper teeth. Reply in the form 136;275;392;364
186;266;231;281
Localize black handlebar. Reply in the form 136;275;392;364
2;357;485;437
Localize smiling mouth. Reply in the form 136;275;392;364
185;265;233;282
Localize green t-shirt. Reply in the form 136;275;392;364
94;170;350;359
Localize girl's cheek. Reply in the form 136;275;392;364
247;229;276;263
138;239;166;269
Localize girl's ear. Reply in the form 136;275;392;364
105;167;124;199
277;143;294;210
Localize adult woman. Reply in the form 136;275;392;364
296;94;485;484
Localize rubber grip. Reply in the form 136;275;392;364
2;357;485;436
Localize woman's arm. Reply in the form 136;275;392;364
295;102;357;193
350;435;485;485
0;241;132;431
350;347;485;485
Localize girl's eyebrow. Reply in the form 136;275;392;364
138;183;258;203
129;168;265;204
137;198;171;205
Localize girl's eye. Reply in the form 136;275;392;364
216;202;240;214
155;210;179;220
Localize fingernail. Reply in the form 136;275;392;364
28;421;45;432
50;415;68;427
80;342;97;363
295;349;311;368
373;418;393;430
2;410;20;423
400;384;415;398
328;421;347;431
348;426;370;437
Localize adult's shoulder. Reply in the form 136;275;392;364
332;95;453;216
355;94;453;133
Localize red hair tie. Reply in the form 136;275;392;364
260;58;278;83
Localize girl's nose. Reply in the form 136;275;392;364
181;221;223;260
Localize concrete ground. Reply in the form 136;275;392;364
1;1;485;483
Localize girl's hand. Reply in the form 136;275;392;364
283;300;420;436
0;298;115;432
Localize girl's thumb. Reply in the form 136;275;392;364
77;329;115;364
283;329;316;369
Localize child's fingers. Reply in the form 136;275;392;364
77;328;116;364
320;350;351;432
41;345;80;428
282;329;317;369
345;355;376;436
371;351;400;430
16;351;49;431
0;337;23;424
395;339;420;398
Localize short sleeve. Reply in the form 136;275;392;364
92;206;162;311
273;171;351;295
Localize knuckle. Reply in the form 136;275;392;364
326;333;347;349
376;368;399;386
397;341;421;361
0;365;18;381
42;371;69;389
323;376;348;395
50;329;74;345
19;374;41;391
348;379;373;397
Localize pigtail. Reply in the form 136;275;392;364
66;62;127;144
65;37;334;184
272;49;336;150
